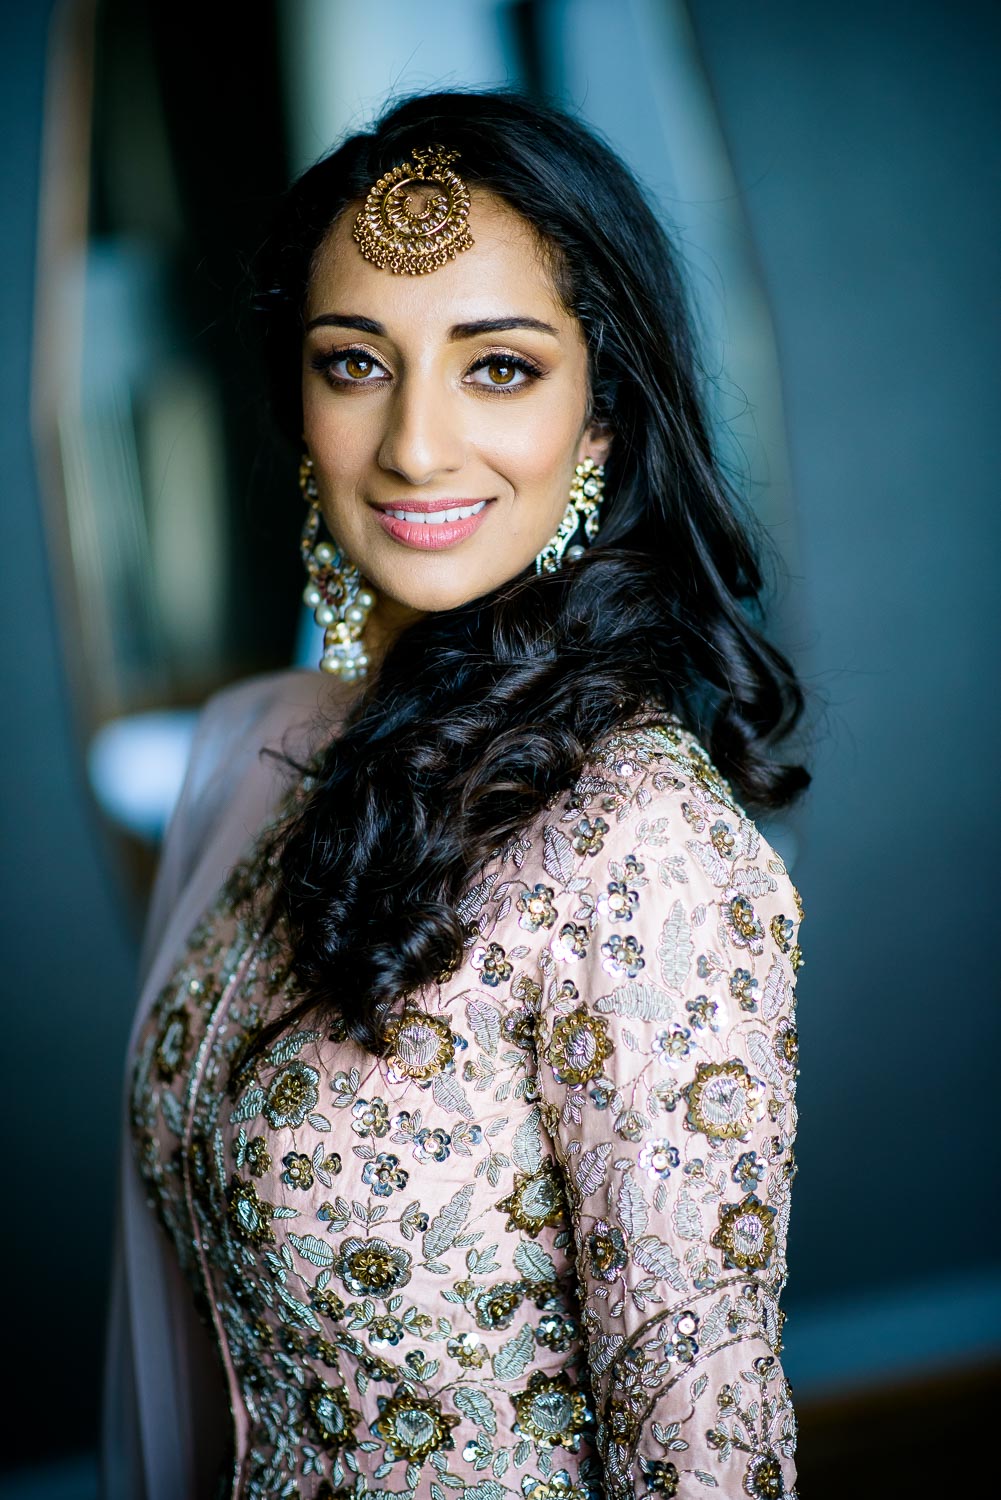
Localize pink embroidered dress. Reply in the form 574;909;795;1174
104;669;804;1500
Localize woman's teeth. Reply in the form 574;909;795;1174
384;501;487;525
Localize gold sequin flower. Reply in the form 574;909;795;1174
711;1193;777;1271
724;894;765;954
384;1011;455;1082
743;1451;786;1499
511;1370;591;1451
496;1158;568;1237
263;1060;320;1129
638;1458;680;1496
447;1330;488;1368
372;1388;459;1463
244;1136;271;1177
544;1007;613;1086
307;1378;360;1455
281;1151;314;1190
685;1059;763;1141
474;1280;524;1330
226;1174;276;1248
336;1236;412;1297
155;1006;191;1083
587;1221;628;1281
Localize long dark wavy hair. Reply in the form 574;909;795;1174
251;88;810;1057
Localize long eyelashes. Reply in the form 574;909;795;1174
308;346;546;392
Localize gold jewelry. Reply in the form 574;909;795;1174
535;458;606;575
299;454;375;680
352;144;473;275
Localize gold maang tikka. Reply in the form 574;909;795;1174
535;458;606;574
299;454;375;681
353;144;473;275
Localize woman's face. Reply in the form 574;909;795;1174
301;191;610;626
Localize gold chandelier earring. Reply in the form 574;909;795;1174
535;457;606;575
299;454;375;680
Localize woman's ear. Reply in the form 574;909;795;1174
579;421;614;468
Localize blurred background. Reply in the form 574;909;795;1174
2;0;999;1493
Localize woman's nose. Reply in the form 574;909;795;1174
376;376;465;485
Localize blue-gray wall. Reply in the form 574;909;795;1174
689;0;1001;1326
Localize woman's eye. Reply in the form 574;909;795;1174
313;349;389;385
338;352;384;381
467;356;537;390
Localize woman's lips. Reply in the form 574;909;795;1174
374;499;492;550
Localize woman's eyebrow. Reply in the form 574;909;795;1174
305;313;385;334
303;313;560;339
449;316;559;340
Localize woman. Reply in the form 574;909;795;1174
105;90;808;1500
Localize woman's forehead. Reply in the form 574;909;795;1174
305;190;571;336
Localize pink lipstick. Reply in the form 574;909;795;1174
373;498;492;550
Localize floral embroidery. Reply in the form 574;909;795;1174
263;1060;319;1128
307;1380;360;1455
518;883;558;931
281;1151;314;1190
361;1152;409;1196
712;1194;778;1271
552;922;590;963
544;1007;613;1086
130;710;802;1498
372;1387;459;1462
685;1059;763;1141
511;1371;592;1450
472;940;514;987
226;1175;276;1248
335;1236;412;1296
245;1136;272;1177
154;1006;191;1082
638;1139;680;1181
351;1096;390;1137
496;1158;568;1236
383;1011;455;1081
599;880;638;922
571;815;609;855
725;894;765;954
601;933;645;977
587;1221;628;1280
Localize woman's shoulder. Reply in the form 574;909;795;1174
194;666;339;740
543;710;804;944
187;667;354;788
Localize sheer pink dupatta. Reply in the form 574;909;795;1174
100;670;349;1500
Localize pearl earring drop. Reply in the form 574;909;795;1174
299;455;376;681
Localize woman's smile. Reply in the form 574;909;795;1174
371;496;493;549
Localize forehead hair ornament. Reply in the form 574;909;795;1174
352;143;473;275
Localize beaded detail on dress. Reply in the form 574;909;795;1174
130;717;803;1500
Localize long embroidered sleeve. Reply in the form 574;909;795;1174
534;724;803;1498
